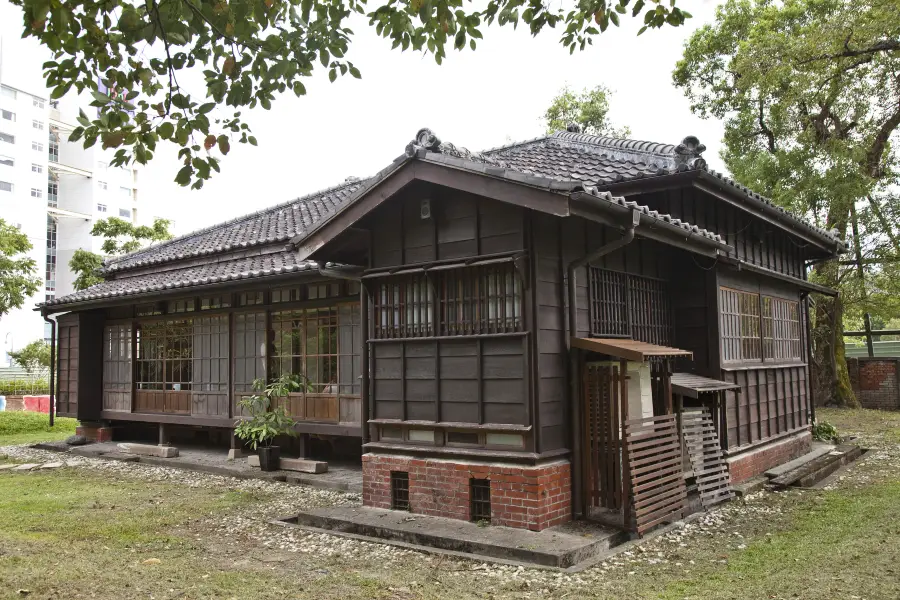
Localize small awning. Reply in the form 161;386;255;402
571;337;692;362
670;372;741;399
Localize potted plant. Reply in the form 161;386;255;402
233;375;302;471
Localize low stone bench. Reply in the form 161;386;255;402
247;455;327;474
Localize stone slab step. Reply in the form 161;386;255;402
731;476;768;498
764;444;835;479
285;506;628;569
247;454;327;473
118;443;179;458
770;445;863;488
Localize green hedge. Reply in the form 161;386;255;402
0;379;51;396
0;411;77;436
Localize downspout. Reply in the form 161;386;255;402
567;207;640;518
42;309;56;427
317;265;370;445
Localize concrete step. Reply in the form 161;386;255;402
764;444;835;479
285;506;628;569
770;445;863;488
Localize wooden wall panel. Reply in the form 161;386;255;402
534;214;568;451
721;365;809;449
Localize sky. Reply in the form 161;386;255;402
1;0;726;237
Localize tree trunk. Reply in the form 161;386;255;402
811;260;858;408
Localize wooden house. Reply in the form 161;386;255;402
42;127;843;533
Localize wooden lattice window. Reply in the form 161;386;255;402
440;264;522;335
57;318;80;416
372;263;523;339
192;316;228;393
720;288;761;362
233;311;266;399
588;267;672;345
102;324;132;411
136;319;193;390
763;296;801;361
199;295;231;310
374;275;434;338
270;308;339;392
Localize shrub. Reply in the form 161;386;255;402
812;420;841;443
0;379;50;395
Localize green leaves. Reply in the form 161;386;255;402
14;0;687;189
234;375;301;449
0;218;41;317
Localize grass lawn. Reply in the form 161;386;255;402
0;411;76;445
0;408;897;599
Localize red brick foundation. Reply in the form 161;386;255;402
726;430;811;483
76;424;113;442
362;454;571;531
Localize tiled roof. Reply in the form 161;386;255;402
45;250;316;307
102;179;368;274
482;131;843;246
46;126;841;310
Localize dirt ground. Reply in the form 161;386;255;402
0;407;898;600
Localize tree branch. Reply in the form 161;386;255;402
800;39;900;64
757;97;776;153
867;195;900;254
864;102;900;179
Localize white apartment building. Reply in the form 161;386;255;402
0;79;171;367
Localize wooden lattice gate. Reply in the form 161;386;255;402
582;363;623;511
681;408;733;508
623;414;687;535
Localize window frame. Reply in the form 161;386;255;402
720;286;802;365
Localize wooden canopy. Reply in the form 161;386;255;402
670;372;741;399
570;337;692;362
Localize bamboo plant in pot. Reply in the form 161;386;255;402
233;375;302;471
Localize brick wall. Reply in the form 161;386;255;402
847;358;900;410
726;430;811;483
362;454;571;531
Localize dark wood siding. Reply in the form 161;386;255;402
636;187;805;278
369;184;526;269
372;337;528;426
534;214;567;451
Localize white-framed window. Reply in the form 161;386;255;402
0;86;16;100
119;208;132;218
31;188;42;198
0;181;12;192
33;98;45;109
0;132;14;144
97;203;107;213
120;186;132;198
98;180;108;190
32;141;43;152
47;177;58;207
1;110;14;122
32;120;44;130
0;156;13;167
31;163;42;173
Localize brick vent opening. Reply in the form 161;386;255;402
470;478;491;522
390;471;410;510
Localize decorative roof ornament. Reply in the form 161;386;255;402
674;136;707;170
405;127;508;167
566;123;582;133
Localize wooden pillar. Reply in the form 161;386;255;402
619;358;632;532
228;430;243;460
664;358;673;415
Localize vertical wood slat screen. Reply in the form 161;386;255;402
56;319;79;416
588;267;672;345
192;315;229;416
372;263;523;339
102;323;132;411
